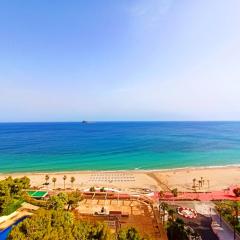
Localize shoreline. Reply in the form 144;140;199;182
1;164;240;175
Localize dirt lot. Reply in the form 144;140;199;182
76;199;166;239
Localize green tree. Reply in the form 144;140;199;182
10;184;20;196
8;209;112;240
5;177;22;196
67;191;81;211
0;177;30;216
171;188;178;197
118;227;147;240
47;193;68;210
58;192;68;203
8;209;74;240
47;195;65;210
72;221;92;239
0;181;10;197
72;221;111;240
167;218;188;240
0;196;12;215
21;176;30;189
159;202;168;224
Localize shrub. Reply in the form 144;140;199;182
167;218;188;240
233;188;240;197
1;199;24;216
22;193;47;208
171;188;178;197
118;227;149;240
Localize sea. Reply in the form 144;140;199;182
0;121;240;173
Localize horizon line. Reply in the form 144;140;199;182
1;120;240;124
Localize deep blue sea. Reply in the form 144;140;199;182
1;122;240;173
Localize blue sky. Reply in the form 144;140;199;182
0;0;240;121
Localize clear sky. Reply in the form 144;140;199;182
0;0;240;122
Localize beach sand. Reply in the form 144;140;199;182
1;166;240;192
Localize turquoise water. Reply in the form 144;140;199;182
0;122;240;173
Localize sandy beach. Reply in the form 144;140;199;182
1;166;240;192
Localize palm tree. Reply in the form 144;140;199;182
200;177;203;187
159;202;168;224
63;175;67;189
168;209;175;220
171;188;178;197
45;175;50;185
167;217;188;240
52;177;57;189
67;199;74;211
198;180;201;190
192;178;196;189
159;191;164;199
70;176;75;189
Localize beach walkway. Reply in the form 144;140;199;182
192;201;240;240
158;185;240;201
211;207;240;240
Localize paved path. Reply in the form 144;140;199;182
209;202;240;240
177;201;239;240
211;210;236;240
194;201;234;240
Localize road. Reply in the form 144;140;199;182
177;201;240;240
